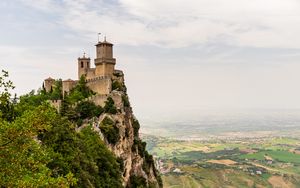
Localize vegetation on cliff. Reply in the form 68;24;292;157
0;71;122;187
0;70;162;187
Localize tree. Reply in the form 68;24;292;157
75;101;103;120
103;97;117;114
39;117;122;187
0;70;15;121
66;75;94;104
99;117;120;144
50;79;63;100
0;104;76;187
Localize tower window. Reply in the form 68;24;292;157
81;61;84;68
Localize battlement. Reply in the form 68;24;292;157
86;75;110;83
48;99;62;112
44;39;118;97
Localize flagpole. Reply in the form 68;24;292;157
98;33;101;42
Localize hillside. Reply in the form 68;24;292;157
0;69;162;187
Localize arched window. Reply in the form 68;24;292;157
81;61;84;68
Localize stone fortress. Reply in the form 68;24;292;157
44;38;124;105
43;38;162;187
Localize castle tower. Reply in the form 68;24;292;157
78;53;91;79
44;77;55;92
94;38;116;77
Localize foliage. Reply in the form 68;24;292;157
75;101;103;120
112;80;123;91
50;79;63;100
0;70;15;104
132;118;140;138
103;97;117;114
14;79;63;118
0;70;15;121
143;151;154;175
0;71;160;188
66;75;95;104
99;117;120;144
128;175;148;188
60;99;78;122
111;80;127;93
0;104;76;187
122;95;130;107
117;157;125;172
40;120;123;188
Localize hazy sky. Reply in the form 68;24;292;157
1;0;300;120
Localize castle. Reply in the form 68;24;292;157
44;38;122;98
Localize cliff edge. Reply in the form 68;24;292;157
79;71;162;187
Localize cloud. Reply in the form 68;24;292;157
3;0;300;120
17;0;300;48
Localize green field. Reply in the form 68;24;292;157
143;135;300;188
240;150;300;164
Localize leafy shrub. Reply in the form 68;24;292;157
122;95;130;107
132;138;147;157
75;101;103;119
50;79;63;100
99;117;120;144
117;157;124;172
132;118;140;138
66;75;95;104
103;97;117;114
38;112;123;187
143;151;154;175
113;72;122;77
128;175;147;188
0;104;76;187
112;80;123;91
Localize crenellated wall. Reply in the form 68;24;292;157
86;76;112;95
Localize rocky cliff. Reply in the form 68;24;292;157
82;71;162;187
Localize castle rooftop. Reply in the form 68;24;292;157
45;77;55;81
96;38;113;46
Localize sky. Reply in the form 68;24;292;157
1;0;300;121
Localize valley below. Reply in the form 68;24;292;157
140;109;300;187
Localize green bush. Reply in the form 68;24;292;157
112;81;123;91
143;151;154;175
128;175;147;188
99;117;120;144
50;79;63;100
132;118;140;138
40;119;123;187
66;75;95;104
103;97;117;114
75;101;103;119
122;95;130;107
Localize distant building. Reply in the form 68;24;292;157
256;171;262;175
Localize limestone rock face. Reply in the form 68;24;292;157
90;71;162;188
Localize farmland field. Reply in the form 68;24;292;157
143;135;300;188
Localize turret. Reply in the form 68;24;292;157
78;53;91;79
44;77;55;92
94;38;116;77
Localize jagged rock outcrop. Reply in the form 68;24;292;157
83;71;162;187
